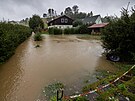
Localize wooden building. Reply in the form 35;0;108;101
47;15;74;29
88;23;109;34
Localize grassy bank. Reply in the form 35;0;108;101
0;23;31;64
82;63;135;101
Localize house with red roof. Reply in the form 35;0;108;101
88;23;109;34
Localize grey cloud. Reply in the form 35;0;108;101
0;0;134;21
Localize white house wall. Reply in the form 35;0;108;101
95;16;102;24
48;25;73;29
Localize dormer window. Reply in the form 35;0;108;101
61;18;64;23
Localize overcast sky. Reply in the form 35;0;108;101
0;0;135;21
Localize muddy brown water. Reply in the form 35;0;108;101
0;35;117;101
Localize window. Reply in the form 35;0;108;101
61;18;68;23
61;18;64;23
65;18;68;23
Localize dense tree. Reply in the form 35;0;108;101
64;7;73;16
72;5;79;14
29;15;44;32
48;8;55;17
102;6;135;61
76;12;87;19
52;9;54;16
54;11;57;16
61;12;64;15
102;15;118;23
73;20;83;27
43;13;47;18
87;11;93;17
48;8;52;17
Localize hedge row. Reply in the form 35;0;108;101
48;27;62;35
48;25;89;35
0;23;31;63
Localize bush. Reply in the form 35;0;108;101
34;33;42;41
64;28;71;34
78;25;89;34
0;23;31;63
74;96;89;101
64;26;88;34
102;7;135;62
53;28;62;35
64;28;76;34
48;27;62;35
48;28;54;34
48;25;89;35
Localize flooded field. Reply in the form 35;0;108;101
0;35;117;101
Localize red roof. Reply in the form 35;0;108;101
88;23;109;28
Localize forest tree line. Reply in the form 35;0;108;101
43;5;94;19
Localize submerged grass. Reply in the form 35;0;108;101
77;34;101;40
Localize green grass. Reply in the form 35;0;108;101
40;31;49;34
82;63;135;101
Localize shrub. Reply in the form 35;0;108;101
48;28;54;34
34;33;42;41
78;25;89;34
64;28;71;34
0;23;31;63
43;82;64;100
102;7;135;62
64;27;85;34
48;25;89;35
53;28;62;35
48;27;62;35
74;96;89;101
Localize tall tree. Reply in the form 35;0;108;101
72;5;79;14
61;12;64;15
29;15;44;32
52;9;54;16
102;6;135;61
43;13;47;18
48;8;55;17
76;12;87;19
87;11;93;17
48;8;52;17
64;7;73;16
55;11;57;16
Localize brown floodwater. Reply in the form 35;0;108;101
0;35;117;101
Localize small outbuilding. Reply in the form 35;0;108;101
88;23;109;34
47;15;74;29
